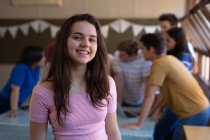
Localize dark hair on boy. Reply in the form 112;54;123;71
117;39;139;56
19;45;43;65
158;13;179;26
140;33;165;55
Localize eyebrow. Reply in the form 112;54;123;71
71;32;97;38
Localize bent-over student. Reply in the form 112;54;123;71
122;33;210;140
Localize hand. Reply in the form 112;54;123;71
9;110;18;118
120;122;141;129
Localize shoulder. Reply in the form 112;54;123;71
33;81;54;97
39;81;54;91
14;63;28;70
108;76;116;91
108;76;115;84
11;63;29;74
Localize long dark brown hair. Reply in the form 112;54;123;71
166;27;190;58
46;13;110;126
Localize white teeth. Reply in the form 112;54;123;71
77;50;89;54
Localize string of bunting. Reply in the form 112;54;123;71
0;19;159;39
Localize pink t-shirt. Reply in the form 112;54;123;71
29;77;117;140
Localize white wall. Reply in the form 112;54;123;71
0;0;186;19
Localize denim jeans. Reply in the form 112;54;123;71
154;106;210;140
154;108;178;140
0;95;10;114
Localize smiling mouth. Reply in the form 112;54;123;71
76;50;89;55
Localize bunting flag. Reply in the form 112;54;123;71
109;19;131;33
19;23;29;36
144;25;158;33
0;27;7;38
49;25;60;38
0;19;159;38
131;24;144;36
110;20;121;33
119;19;131;33
30;20;40;33
8;26;18;38
101;25;109;38
40;20;50;32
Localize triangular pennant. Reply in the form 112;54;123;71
0;27;7;38
144;25;157;33
30;20;40;33
109;19;121;33
119;19;131;33
19;23;29;36
40;20;50;32
100;25;109;38
8;26;18;38
50;25;60;38
131;24;144;36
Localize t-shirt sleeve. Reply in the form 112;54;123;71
29;85;49;123
148;62;166;86
10;64;26;87
142;61;152;77
107;76;117;113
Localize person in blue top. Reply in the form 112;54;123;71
0;45;46;117
165;27;194;72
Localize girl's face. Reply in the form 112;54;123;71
67;21;97;66
165;33;176;50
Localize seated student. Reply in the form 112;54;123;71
0;45;46;117
112;38;151;107
122;33;210;140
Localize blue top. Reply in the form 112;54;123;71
0;63;40;104
178;53;194;73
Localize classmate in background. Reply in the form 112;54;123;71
29;13;121;140
150;27;195;139
158;13;178;34
122;33;210;140
112;38;151;107
150;15;197;123
166;27;194;72
0;45;45;117
158;13;197;73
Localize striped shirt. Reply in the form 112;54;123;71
30;77;117;140
112;50;151;105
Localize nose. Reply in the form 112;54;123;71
81;38;90;47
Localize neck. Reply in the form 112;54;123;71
71;65;86;83
151;54;164;61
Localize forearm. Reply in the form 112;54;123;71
150;94;164;115
30;121;48;140
114;73;124;103
10;89;20;111
108;131;122;140
138;93;155;125
106;113;122;140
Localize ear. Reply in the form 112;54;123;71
149;46;156;54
